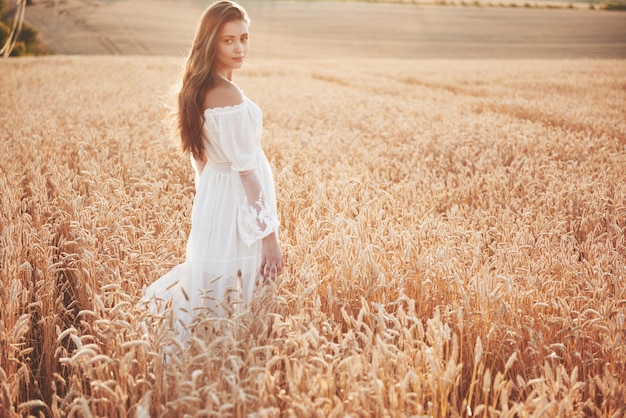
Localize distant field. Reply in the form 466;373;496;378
22;0;626;57
1;56;624;416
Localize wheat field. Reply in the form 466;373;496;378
0;56;625;417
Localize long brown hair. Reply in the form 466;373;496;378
178;1;249;161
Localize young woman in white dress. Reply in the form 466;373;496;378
142;1;283;329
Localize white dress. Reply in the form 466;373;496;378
141;93;279;329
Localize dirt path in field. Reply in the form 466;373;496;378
23;0;626;58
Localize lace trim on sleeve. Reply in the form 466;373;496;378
237;190;279;247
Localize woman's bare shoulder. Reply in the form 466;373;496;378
204;81;243;110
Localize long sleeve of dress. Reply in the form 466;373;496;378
213;103;279;246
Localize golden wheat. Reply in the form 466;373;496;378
0;55;624;417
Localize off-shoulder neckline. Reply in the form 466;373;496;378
203;99;247;115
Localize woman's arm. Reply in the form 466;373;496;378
239;170;283;279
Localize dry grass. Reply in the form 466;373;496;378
0;56;625;417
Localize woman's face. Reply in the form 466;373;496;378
215;19;249;72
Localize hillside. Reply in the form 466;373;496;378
22;0;626;58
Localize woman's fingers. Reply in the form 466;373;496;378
261;258;283;280
260;234;283;280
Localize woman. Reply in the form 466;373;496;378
142;1;283;328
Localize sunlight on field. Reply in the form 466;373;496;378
0;56;625;416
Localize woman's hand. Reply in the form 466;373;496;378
260;232;283;280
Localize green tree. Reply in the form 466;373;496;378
1;0;48;56
0;21;9;48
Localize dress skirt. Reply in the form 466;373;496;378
142;153;278;329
